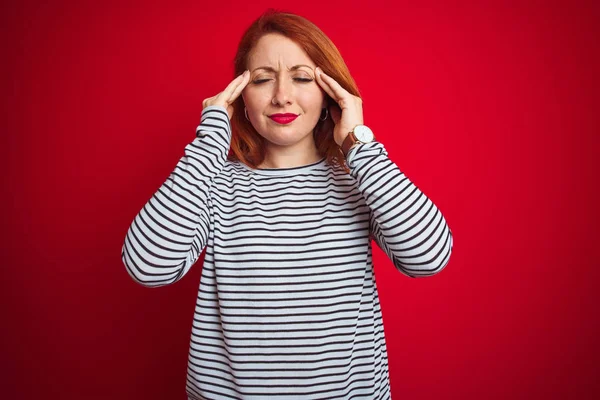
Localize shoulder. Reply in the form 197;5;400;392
219;159;247;177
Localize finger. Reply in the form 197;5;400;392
226;70;251;104
220;70;249;102
315;68;337;100
317;68;351;102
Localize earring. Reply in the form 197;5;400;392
319;108;328;121
244;107;249;121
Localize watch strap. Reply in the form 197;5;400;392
341;131;358;157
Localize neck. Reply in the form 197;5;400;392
258;136;321;169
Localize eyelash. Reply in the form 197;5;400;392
252;78;314;84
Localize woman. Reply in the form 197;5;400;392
122;9;453;400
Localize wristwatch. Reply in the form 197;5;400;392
341;124;375;157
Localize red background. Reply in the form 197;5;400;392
3;0;599;399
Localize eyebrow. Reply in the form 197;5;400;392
252;64;314;73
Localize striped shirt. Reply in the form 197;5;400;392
121;105;453;399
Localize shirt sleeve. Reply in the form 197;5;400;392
121;105;231;287
346;141;454;278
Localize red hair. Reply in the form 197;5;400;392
228;9;361;173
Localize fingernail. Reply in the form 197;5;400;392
316;67;321;75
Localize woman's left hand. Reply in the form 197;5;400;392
315;67;364;147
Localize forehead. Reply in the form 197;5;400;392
248;33;315;68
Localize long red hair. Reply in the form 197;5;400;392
228;9;361;173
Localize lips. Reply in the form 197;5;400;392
269;113;298;124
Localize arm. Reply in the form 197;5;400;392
121;105;231;287
347;141;454;278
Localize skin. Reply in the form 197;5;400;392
202;32;365;169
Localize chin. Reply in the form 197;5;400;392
261;131;310;145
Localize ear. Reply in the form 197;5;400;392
320;91;330;109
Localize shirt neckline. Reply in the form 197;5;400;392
238;157;327;176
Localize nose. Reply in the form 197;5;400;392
272;77;293;106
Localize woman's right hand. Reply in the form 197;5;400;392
202;70;250;120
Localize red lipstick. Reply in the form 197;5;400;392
269;113;298;124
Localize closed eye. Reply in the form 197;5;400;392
252;78;314;84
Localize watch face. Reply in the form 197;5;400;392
354;125;374;142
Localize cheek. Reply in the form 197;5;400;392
298;88;325;112
244;88;272;112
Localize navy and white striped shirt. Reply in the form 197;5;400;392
122;105;453;399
